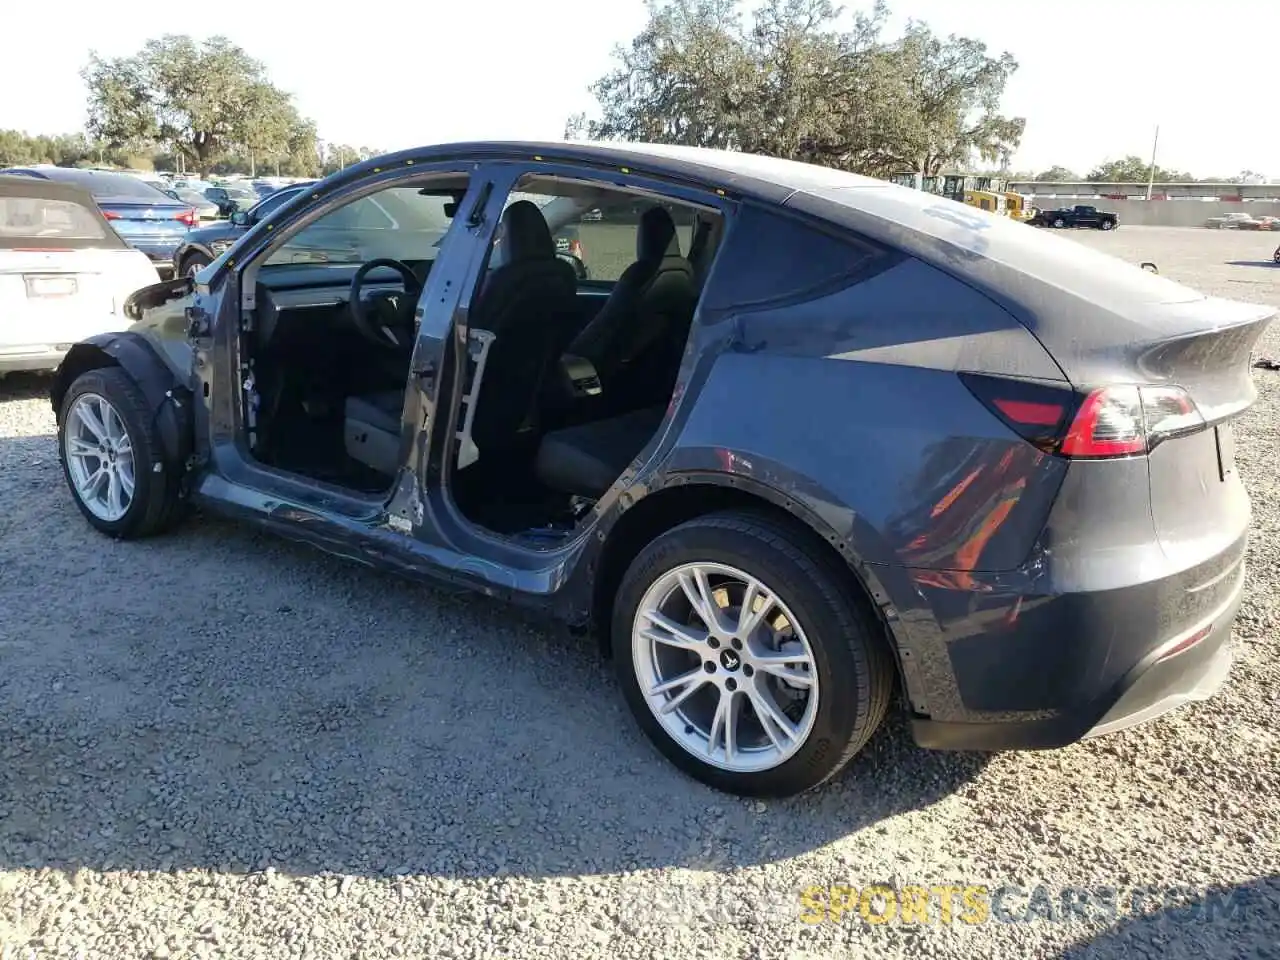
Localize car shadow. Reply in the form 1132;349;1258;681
0;431;991;883
1054;875;1279;959
1226;260;1279;268
0;370;54;403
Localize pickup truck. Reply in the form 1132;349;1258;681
1030;205;1119;230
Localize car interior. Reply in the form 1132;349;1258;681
239;172;724;545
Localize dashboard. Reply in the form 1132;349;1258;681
253;260;434;349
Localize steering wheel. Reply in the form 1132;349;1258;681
348;258;422;351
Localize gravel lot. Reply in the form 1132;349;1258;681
1;226;1277;959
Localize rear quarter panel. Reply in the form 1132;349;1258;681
671;203;1070;575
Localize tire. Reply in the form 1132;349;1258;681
57;366;187;539
181;252;212;277
1052;218;1066;229
1100;220;1115;231
611;511;894;797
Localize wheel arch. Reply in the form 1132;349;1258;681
177;244;215;273
588;474;909;685
52;334;195;469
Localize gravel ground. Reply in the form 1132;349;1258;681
1;226;1277;959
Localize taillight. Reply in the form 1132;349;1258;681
177;209;198;227
958;372;1075;453
1060;386;1146;457
569;239;584;258
961;373;1205;459
101;210;121;220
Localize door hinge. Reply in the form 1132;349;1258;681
185;305;212;339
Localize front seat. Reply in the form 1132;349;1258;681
465;200;579;459
343;390;404;477
343;201;578;476
564;206;698;409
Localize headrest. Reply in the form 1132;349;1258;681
490;200;555;269
636;206;681;262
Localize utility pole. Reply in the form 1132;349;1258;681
1145;125;1160;200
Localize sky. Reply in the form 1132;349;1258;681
1;0;1276;179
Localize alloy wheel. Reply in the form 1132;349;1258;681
631;561;819;773
63;393;136;523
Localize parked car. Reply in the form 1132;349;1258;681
203;183;259;218
162;187;220;222
1029;204;1119;230
0;175;160;373
170;182;314;276
1205;212;1260;230
1274;242;1280;264
47;142;1271;797
0;167;198;277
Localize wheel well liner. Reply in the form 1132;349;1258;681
590;476;905;671
51;334;194;469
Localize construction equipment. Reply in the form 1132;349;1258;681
890;173;1021;219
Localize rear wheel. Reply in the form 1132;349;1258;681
611;511;894;797
58;367;186;539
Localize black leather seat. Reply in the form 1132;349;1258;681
342;201;578;477
467;200;579;458
344;390;404;476
564;207;698;408
534;406;665;499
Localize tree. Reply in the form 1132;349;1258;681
1086;155;1194;182
82;35;311;177
568;0;1024;178
1033;165;1078;181
877;19;1025;175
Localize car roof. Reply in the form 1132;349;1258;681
1;165;181;203
0;172;101;207
348;141;1197;298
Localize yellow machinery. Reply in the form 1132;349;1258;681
890;173;1015;218
1005;191;1035;222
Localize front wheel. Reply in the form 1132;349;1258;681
1100;220;1115;231
612;511;894;797
58;366;186;539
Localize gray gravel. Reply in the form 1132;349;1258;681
1;226;1277;959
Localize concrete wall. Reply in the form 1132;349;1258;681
1024;199;1280;228
1010;181;1280;200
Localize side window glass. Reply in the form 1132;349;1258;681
699;203;894;312
264;184;461;267
495;187;702;284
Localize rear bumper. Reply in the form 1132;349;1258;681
0;344;70;373
126;239;183;271
904;536;1247;752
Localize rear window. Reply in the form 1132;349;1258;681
0;196;113;245
48;170;172;202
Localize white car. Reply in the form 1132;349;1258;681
0;175;161;374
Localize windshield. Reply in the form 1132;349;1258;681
264;186;457;266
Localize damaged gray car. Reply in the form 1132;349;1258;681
50;142;1272;797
